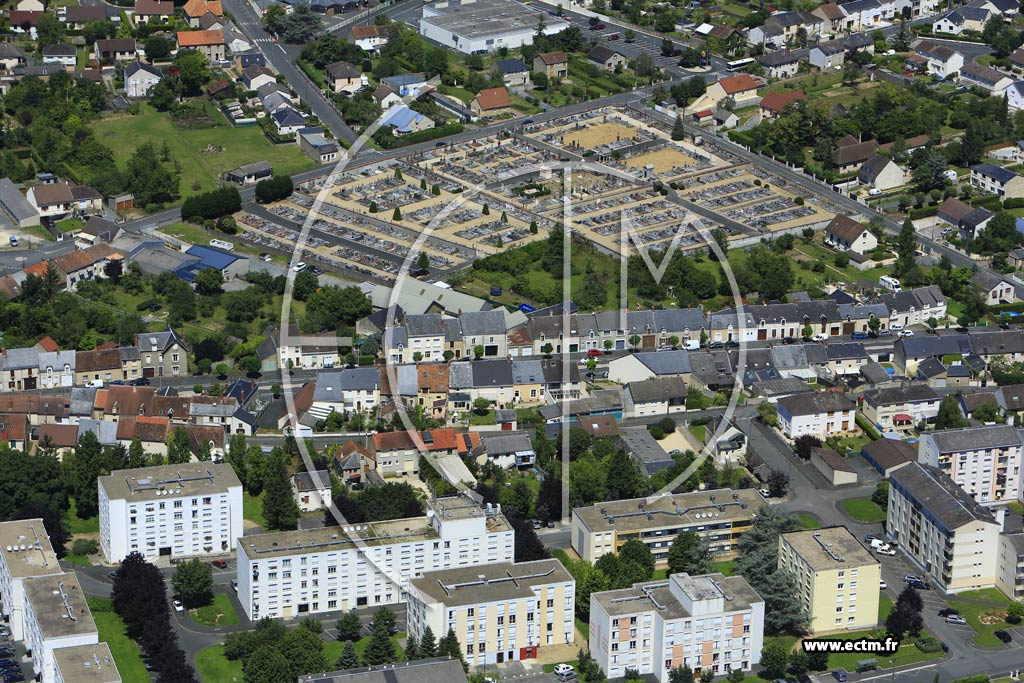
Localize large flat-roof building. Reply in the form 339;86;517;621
918;425;1024;504
419;0;568;54
406;559;574;666
589;573;765;682
22;573;98;683
53;643;122;683
299;658;468;683
571;489;766;568
97;463;243;563
0;519;62;641
887;463;1002;593
777;527;881;634
236;496;514;621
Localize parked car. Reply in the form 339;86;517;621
812;333;829;342
107;571;119;580
587;348;603;357
851;331;869;340
908;579;929;590
938;608;959;617
945;616;968;625
8;237;17;248
897;329;915;338
211;559;228;569
878;329;893;337
230;580;238;592
996;630;1013;643
557;673;578;682
173;599;184;612
129;377;151;386
864;534;878;542
758;488;771;498
85;379;104;389
292;262;307;272
876;546;896;556
879;580;887;590
554;665;575;676
903;575;921;584
832;670;848;682
707;341;724;349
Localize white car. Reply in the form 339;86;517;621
173;599;184;612
292;262;307;272
554;665;575;676
880;580;888;590
876;546;897;556
897;329;914;338
811;333;829;342
758;488;771;498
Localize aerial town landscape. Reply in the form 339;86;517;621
4;0;1024;681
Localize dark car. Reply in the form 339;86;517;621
107;571;118;580
781;336;796;345
707;341;724;349
130;377;151;386
851;331;869;340
211;560;228;569
908;580;929;590
4;673;24;683
996;630;1012;643
864;534;877;542
110;380;125;385
938;608;959;617
522;118;534;124
724;340;740;348
832;669;848;682
593;22;606;28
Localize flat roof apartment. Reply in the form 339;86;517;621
888;462;1002;593
236;496;513;620
98;463;243;563
589;573;765;682
406;559;574;667
778;527;881;634
0;519;62;641
918;425;1024;504
571;489;765;568
22;573;98;683
53;643;121;683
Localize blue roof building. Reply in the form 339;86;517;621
380;105;434;135
175;244;248;282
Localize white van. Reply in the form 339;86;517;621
879;276;901;292
86;379;104;388
683;340;700;351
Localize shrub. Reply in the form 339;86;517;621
254;174;293;203
72;538;98;556
181;186;241;221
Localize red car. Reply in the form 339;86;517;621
211;560;228;569
587;348;604;357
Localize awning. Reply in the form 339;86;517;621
893;413;913;424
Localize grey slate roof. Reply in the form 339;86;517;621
480;431;533;456
511;359;544;384
969;329;1024;356
899;334;972;358
826;342;868;360
633;350;692;375
971;162;1019;185
0;178;39;224
890;462;996;529
448;362;473;390
618;426;673;474
472;359;513;387
863;384;939;407
771;344;810;371
2;347;38;370
778;390;855;415
458;309;506;336
860;361;892;384
627;377;687;403
927;424;1023;452
312;368;381;400
405;313;444;337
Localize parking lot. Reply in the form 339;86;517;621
0;627;29;683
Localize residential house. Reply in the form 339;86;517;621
940;197;996;239
1;347;39;391
623;377;687;418
8;11;43;35
134;330;188;378
298;128;339;164
380;105;434;136
703;414;747;466
325;61;363;95
41;44;76;68
690;74;765;111
63;5;107;28
240;64;275;91
372;84;401;109
224;161;272;185
587;45;626;72
533;51;568;79
825;215;879;254
133;0;173;24
860;384;941;431
308;368;381;420
960;62;1013;95
37;350;75;389
470;86;510;116
970;329;1024;364
0;44;28;74
833;136;879;173
74;346;124;385
380;73;430;97
755;49;804;80
94;39;138;62
479;431;535;469
893;333;972;374
290;470;332;512
176;30;226;63
182;0;222;27
973;270;1018;306
714;109;739;129
26;182;74;220
758;90;806;119
271;107;306;136
776;391;857;439
618;425;674;475
809;40;845;70
748;11;823;47
933;6;990;34
349;24;392;52
858;154;905;191
124;60;162;98
812;2;846;35
607;350;692;384
839;0;883;30
458;309;508;358
492;58;530;86
825;341;870;376
912;41;964;78
971;162;1024;199
50;244;120;292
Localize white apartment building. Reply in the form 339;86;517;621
887;463;1002;593
53;643;122;683
918;425;1024;503
406;559;575;666
996;532;1024;600
97;463;244;563
589;573;765;682
236;496;514;621
571;489;766;568
777;527;881;634
22;573;98;683
0;519;62;641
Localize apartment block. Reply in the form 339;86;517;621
589;573;765;682
98;463;244;563
53;643;122;683
887;463;1001;593
236;496;514;621
22;573;98;683
777;527;881;634
406;559;574;666
571;489;765;568
0;519;62;641
918;425;1024;503
996;532;1024;600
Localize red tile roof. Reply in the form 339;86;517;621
177;29;224;47
759;90;806;113
717;74;765;94
473;86;510;111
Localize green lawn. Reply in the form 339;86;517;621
688;423;706;442
822;629;943;671
196;644;244;681
87;598;151;682
544;659;579;673
948;596;1012;647
67;497;99;534
842;497;888;523
55;217;84;233
91;104;314;199
191;593;241;626
798;513;822;529
652;568;668;580
956;588;1011;603
709;560;735;576
158;221;217;246
880;597;894;621
64;553;92;567
469;409;496;425
243;492;266;528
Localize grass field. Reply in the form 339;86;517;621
956;588;1011;603
63;553;92;567
949;591;1014;647
798;513;822;529
191;593;241;627
67;498;99;534
880;597;894;621
688;423;706;442
709;560;736;576
822;629;943;671
91;104;314;200
196;644;244;681
842;497;887;523
87;598;150;682
243;492;266;528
